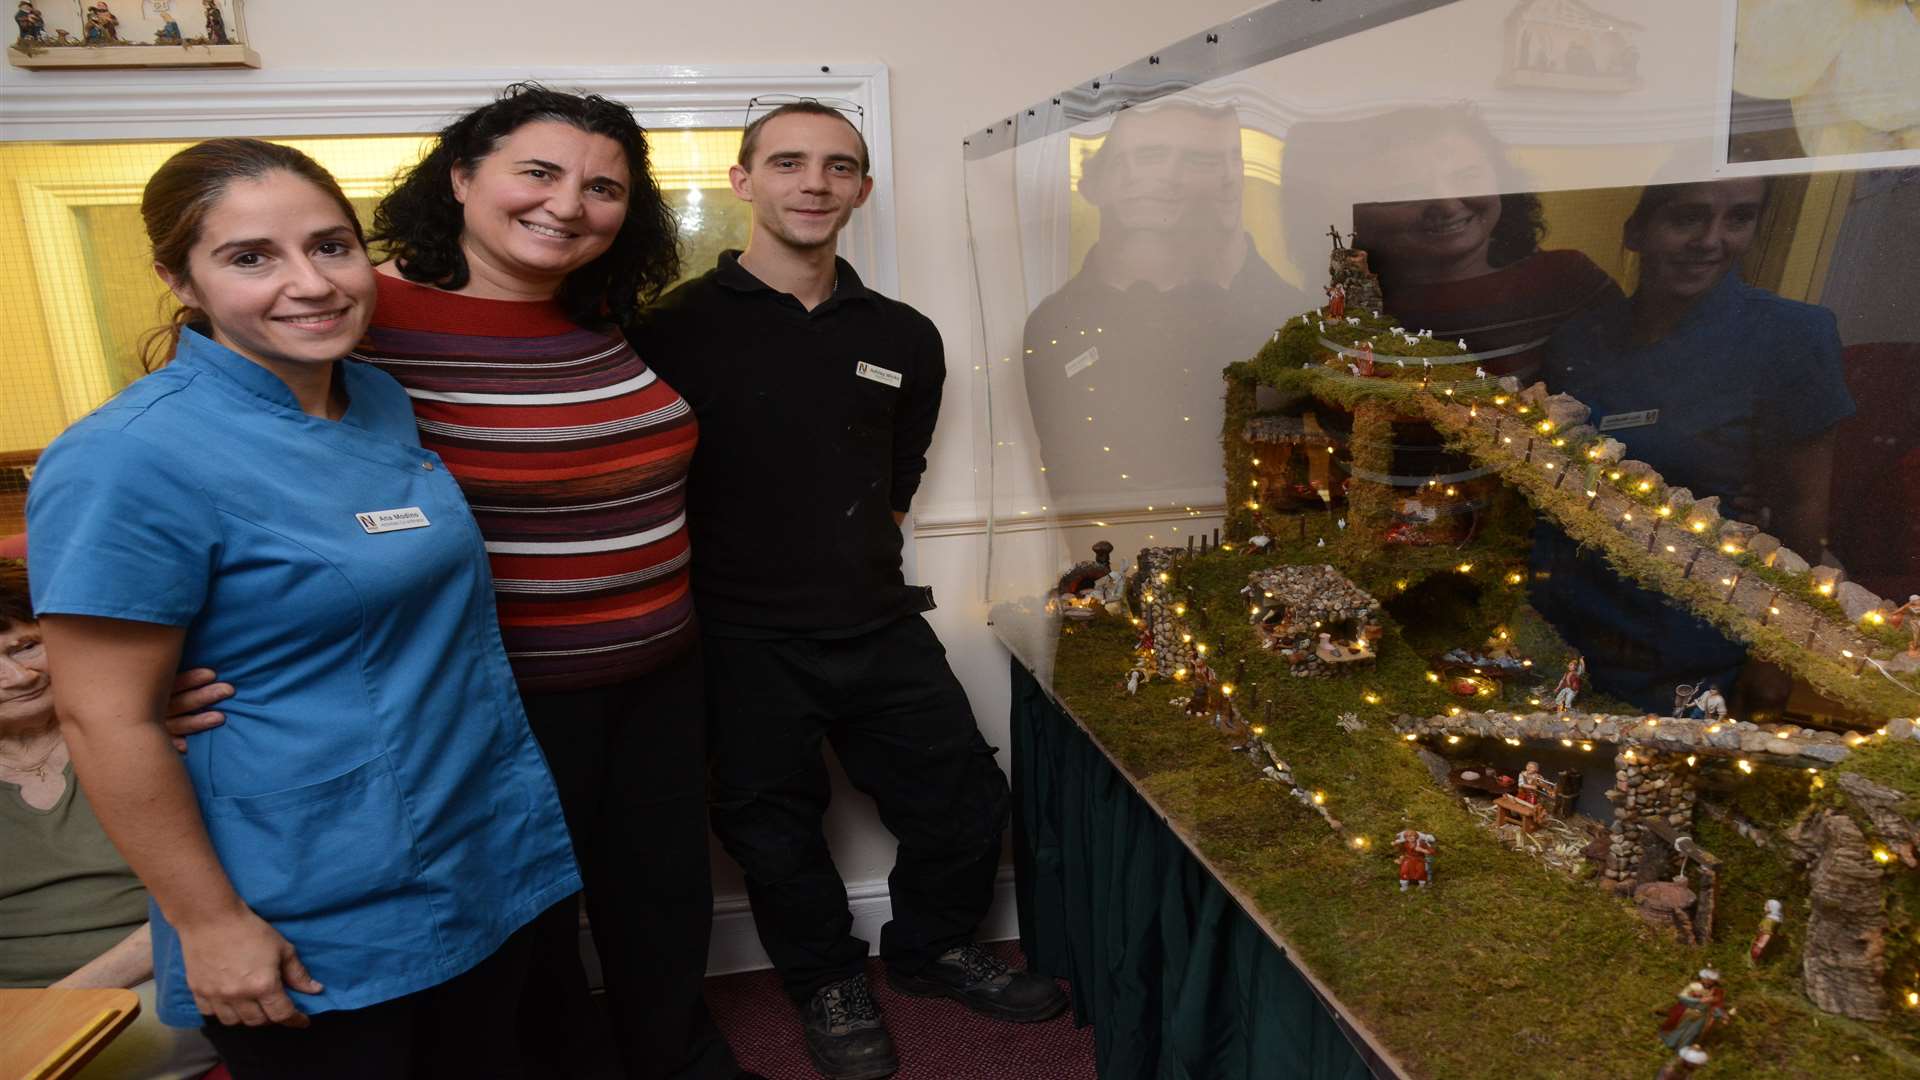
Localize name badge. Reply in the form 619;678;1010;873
356;507;431;534
1064;347;1099;379
855;362;902;388
1598;408;1659;433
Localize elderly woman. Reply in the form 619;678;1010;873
0;560;219;1079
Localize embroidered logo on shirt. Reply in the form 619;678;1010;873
356;507;432;534
1597;409;1660;432
855;362;903;388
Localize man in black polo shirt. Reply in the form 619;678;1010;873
630;102;1065;1080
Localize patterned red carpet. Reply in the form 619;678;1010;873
707;942;1096;1080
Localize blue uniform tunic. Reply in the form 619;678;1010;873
26;329;581;1026
1530;274;1854;709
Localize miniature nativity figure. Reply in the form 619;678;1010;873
1323;280;1347;320
1749;898;1783;965
1551;654;1585;712
15;1;46;42
1673;682;1727;722
1889;594;1920;657
1657;970;1730;1051
1394;828;1435;891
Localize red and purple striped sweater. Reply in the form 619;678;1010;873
355;272;697;692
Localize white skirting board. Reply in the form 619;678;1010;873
576;866;1022;987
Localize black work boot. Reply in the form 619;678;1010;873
801;974;898;1080
886;942;1068;1023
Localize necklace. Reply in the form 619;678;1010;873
0;732;60;782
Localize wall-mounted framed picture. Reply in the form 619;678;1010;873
9;0;257;69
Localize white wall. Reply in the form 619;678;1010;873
1;0;1265;962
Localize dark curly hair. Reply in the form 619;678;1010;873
371;83;679;328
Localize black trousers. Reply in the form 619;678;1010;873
704;614;1012;1005
519;644;739;1080
201;919;534;1080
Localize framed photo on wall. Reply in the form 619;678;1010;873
8;0;258;69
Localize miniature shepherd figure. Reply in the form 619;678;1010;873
1394;828;1434;891
1323;281;1347;319
1657;970;1729;1050
14;0;46;42
1888;594;1920;657
1749;898;1783;964
1655;1045;1708;1080
1551;654;1585;712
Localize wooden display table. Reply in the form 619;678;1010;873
0;988;140;1080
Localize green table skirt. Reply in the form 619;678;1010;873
1009;658;1381;1080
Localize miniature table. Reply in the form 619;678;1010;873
1008;653;1394;1080
0;987;140;1080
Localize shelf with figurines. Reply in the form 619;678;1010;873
1011;233;1920;1079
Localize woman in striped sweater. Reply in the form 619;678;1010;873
363;84;743;1080
177;85;745;1079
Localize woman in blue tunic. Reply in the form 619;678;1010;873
25;139;580;1079
1533;177;1853;712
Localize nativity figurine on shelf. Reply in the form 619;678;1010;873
1551;654;1585;712
1657;970;1730;1051
1394;828;1435;891
1749;898;1783;965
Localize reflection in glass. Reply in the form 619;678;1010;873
1021;102;1306;515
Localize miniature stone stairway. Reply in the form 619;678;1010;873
1416;388;1911;716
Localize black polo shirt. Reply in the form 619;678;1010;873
629;251;943;636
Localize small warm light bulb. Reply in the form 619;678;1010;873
1686;755;1697;767
1560;738;1574;748
1426;672;1441;683
1737;760;1754;774
1637;480;1653;493
1818;583;1835;596
1657;505;1673;518
1873;847;1894;864
1195;643;1208;656
1866;611;1886;625
1908;991;1919;1008
1173;604;1187;616
1312;791;1326;805
1608;470;1624;481
1536;420;1554;434
1507;572;1524;585
1447;734;1462;743
1689;520;1707;533
1158;572;1171;584
1180;633;1192;644
1251;724;1266;736
1363;692;1381;705
1404;733;1418;742
1351;836;1369;850
1722;543;1742;555
1220;684;1234;696
1251;605;1262;615
1456;562;1474;573
1251;457;1261;466
1622;512;1634;523
1492;395;1509;406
